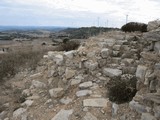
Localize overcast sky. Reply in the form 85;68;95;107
0;0;160;28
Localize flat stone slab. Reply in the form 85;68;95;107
103;68;122;77
83;98;108;107
76;90;92;97
79;81;93;89
51;109;73;120
49;88;64;98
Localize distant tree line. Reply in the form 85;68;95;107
62;27;120;39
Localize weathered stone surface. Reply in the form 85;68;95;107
104;39;116;47
113;45;121;51
70;79;81;86
143;93;160;104
79;81;93;89
122;66;136;74
84;60;98;71
31;80;46;89
149;80;157;91
21;100;33;107
83;98;108;107
101;48;111;58
111;57;121;64
13;108;27;119
65;68;76;79
141;113;157;120
87;51;96;58
147;20;160;31
112;51;120;57
140;52;159;62
82;112;97;120
129;100;151;113
54;54;64;65
49;88;64;98
143;29;160;42
57;66;65;76
103;68;122;77
136;65;148;82
154;105;160;118
154;41;160;53
60;97;72;105
64;50;75;59
121;58;134;65
51;109;73;120
0;111;7;119
76;90;92;97
30;72;42;79
112;103;119;116
48;51;55;59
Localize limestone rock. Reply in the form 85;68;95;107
64;50;75;59
70;79;81;86
54;54;64;65
65;68;76;79
154;105;160;118
60;97;72;105
13;108;27;119
84;60;98;71
140;52;159;62
103;68;122;77
76;90;92;97
154;41;160;53
143;93;160;104
141;113;157;120
129;100;151;113
143;29;160;42
82;112;97;120
147;20;160;31
101;48;111;58
0;111;7;120
49;88;64;98
87;51;96;58
112;103;119;116
79;81;93;89
21;100;33;107
30;72;42;79
51;109;73;120
83;98;108;107
136;65;148;82
31;80;46;89
48;51;55;59
113;45;121;51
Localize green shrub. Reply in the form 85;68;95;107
121;22;147;32
56;40;80;51
106;76;137;104
62;38;70;43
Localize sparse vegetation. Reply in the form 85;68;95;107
56;40;80;51
106;76;137;104
0;50;45;82
121;22;147;32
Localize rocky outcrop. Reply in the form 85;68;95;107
147;20;160;31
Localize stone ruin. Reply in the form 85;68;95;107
1;20;160;120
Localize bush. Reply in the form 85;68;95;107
56;40;80;51
121;22;147;32
62;38;70;43
106;75;137;104
0;50;45;82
